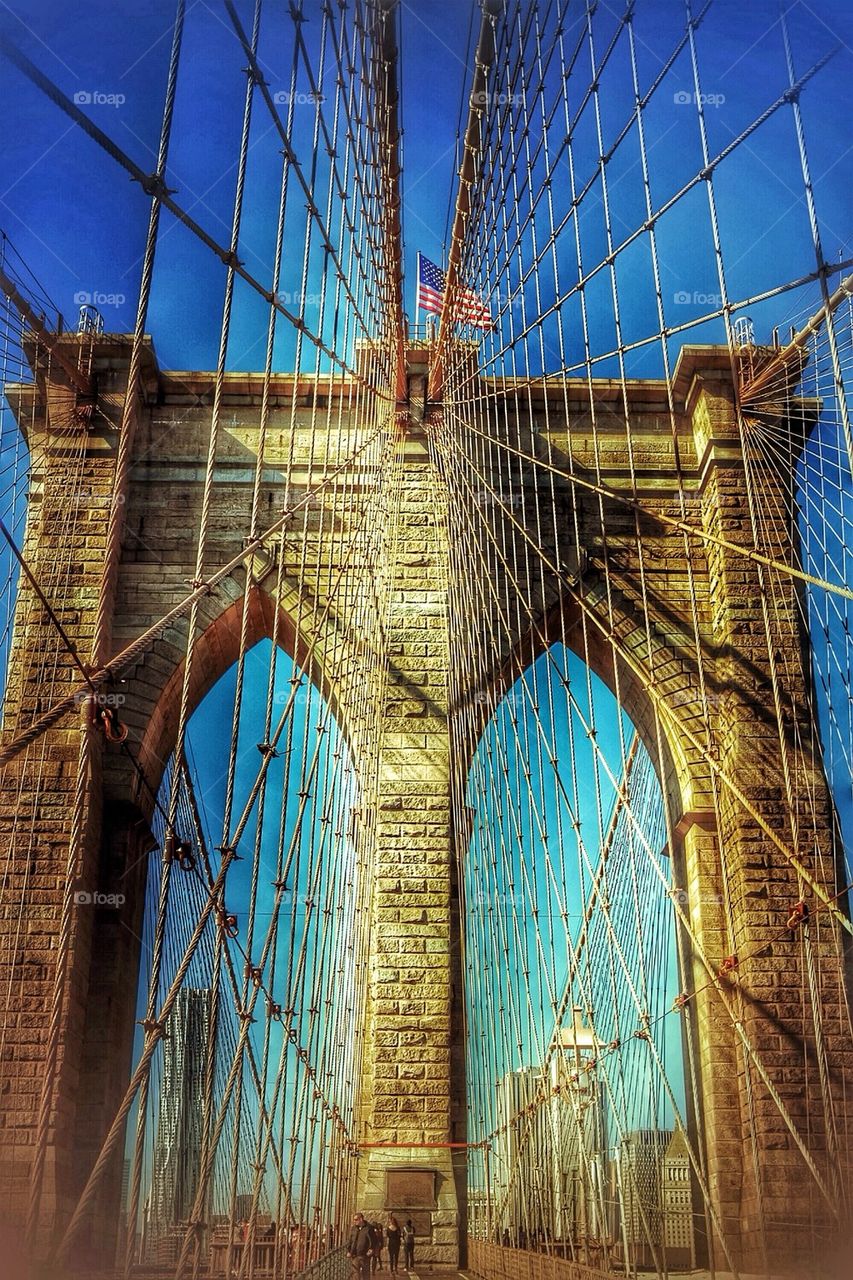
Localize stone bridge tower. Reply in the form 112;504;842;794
0;332;850;1277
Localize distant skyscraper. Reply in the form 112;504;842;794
494;1067;550;1242
114;1157;132;1268
144;987;212;1265
661;1129;695;1267
616;1128;671;1269
491;1012;608;1254
548;1010;607;1249
235;1193;254;1223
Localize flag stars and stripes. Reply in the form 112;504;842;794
416;252;493;329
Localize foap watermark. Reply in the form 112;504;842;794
73;690;127;710
275;687;313;707
668;685;726;710
668;888;724;908
470;89;524;108
74;289;126;309
673;289;723;307
470;890;527;909
278;887;316;913
275;289;325;309
272;89;325;107
471;488;525;510
74;890;126;908
73;89;126;108
673;89;725;108
469;687;525;716
66;491;126;510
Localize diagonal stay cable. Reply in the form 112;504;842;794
54;420;396;1260
460;414;853;603
0;39;389;395
223;0;385;353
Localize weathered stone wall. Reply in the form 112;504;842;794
0;343;150;1267
354;403;462;1263
688;368;852;1266
0;340;393;1272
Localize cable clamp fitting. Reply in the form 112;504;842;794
787;900;809;930
93;703;128;744
177;841;196;871
217;908;239;938
137;172;177;200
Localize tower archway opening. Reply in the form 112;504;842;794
125;638;366;1274
461;642;692;1274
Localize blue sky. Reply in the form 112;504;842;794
0;0;848;372
0;0;476;368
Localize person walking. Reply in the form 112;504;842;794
370;1221;384;1272
347;1213;373;1280
386;1215;401;1274
402;1219;415;1271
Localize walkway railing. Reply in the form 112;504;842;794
466;1239;614;1280
206;1240;348;1280
294;1246;351;1280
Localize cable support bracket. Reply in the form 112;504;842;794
136;172;177;200
184;576;216;596
217;908;239;938
787;899;809;930
243;65;269;87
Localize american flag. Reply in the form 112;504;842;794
416;252;492;329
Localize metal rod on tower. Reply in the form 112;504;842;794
428;0;503;401
0;264;91;396
375;0;407;402
739;270;853;404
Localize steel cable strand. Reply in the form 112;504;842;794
64;30;394;1269
739;409;847;1216
18;391;133;1242
687;0;842;1236
173;698;354;1279
55;841;241;1264
453;399;853;955
130;1;264;1259
0;39;395;398
436;410;640;1249
178;765;295;1247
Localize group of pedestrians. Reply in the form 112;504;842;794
347;1213;416;1277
